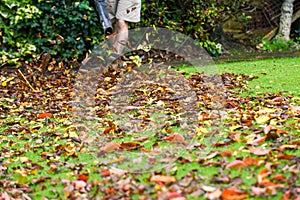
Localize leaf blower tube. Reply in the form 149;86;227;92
94;0;113;36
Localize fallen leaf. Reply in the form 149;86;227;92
109;167;128;176
73;180;86;189
120;141;141;150
220;150;232;157
251;186;266;196
221;188;248;200
243;157;258;166
100;169;110;176
255;115;270;124
202;185;217;192
101;142;120;152
37;113;53;119
166;191;183;199
0;192;11;200
226;160;246;169
281;190;291;200
291;106;300;114
249;146;270;156
205;188;222;200
150;175;176;184
264;125;272;135
78;174;88;182
247;135;267;145
164;133;185;142
271;174;286;181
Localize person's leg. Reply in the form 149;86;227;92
112;19;128;55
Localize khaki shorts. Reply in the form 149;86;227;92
106;0;141;23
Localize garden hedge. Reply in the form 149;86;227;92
0;0;249;65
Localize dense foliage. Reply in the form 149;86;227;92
0;0;249;65
0;0;103;65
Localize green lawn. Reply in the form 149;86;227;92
1;57;299;199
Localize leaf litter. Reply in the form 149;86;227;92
0;51;299;199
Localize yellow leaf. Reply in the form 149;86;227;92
104;77;111;82
17;174;28;184
230;125;241;131
1;81;7;86
20;157;29;163
196;127;208;135
69;131;78;139
255;115;270;124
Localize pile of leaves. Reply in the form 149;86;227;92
0;54;299;199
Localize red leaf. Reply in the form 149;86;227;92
281;190;291;200
150;175;176;184
221;188;248;200
226;160;246;169
257;168;270;183
277;153;294;160
166;191;182;199
103;127;112;134
258;180;276;187
249;146;270;156
247;135;267;145
243;157;259;166
164;133;185;142
37;113;53;119
78;174;88;182
100;169;110;176
220;150;232;157
271;174;286;181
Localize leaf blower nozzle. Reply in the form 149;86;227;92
94;0;113;36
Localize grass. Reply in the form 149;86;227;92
1;57;299;199
178;57;300;96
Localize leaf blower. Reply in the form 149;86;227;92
94;0;113;36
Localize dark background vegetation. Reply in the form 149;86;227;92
0;0;299;66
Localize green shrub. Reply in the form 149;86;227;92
0;0;103;65
261;38;296;52
0;0;249;65
135;0;249;56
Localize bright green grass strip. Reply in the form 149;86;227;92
178;57;300;96
216;57;300;96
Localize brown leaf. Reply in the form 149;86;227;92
249;146;270;156
263;125;272;135
133;136;149;142
120;141;140;150
101;142;120;152
247;135;267;145
221;188;248;200
220;150;232;157
271;174;286;182
243;157;258;166
226;160;246;169
277;153;294;160
150;175;176;184
164;133;185;143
